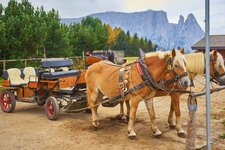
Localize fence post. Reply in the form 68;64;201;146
25;60;27;67
3;60;6;70
185;95;197;150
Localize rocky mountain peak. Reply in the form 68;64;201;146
61;10;204;52
185;13;197;24
178;15;184;25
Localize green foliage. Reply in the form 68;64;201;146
0;0;155;60
222;120;225;127
110;30;155;56
219;121;225;139
68;16;108;54
219;134;225;139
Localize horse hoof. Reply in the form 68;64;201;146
177;132;186;138
121;117;128;123
169;124;176;129
128;130;136;140
115;114;122;120
128;135;136;140
91;126;99;131
154;133;162;138
153;129;162;138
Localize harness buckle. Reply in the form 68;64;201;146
118;82;124;88
158;79;165;88
120;68;125;72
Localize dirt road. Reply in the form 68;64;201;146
0;76;225;150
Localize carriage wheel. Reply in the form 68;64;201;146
0;90;16;113
45;96;60;120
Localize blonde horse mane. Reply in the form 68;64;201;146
145;51;171;59
185;53;205;76
145;50;187;66
214;52;225;71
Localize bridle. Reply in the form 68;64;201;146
210;55;225;83
137;53;189;92
162;57;189;86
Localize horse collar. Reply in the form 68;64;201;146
136;58;161;90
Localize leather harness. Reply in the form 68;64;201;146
106;52;225;106
117;54;189;98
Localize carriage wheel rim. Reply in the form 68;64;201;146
46;101;54;117
0;92;11;111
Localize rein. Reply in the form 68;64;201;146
137;56;189;93
100;54;192;107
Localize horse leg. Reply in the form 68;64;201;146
168;95;176;129
145;98;162;137
87;87;102;129
125;100;130;116
119;101;127;122
127;98;140;139
173;94;186;138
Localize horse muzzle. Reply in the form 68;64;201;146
178;77;191;87
218;76;225;86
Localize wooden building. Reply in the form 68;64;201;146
192;35;225;60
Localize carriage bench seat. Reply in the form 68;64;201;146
41;70;81;79
3;68;28;86
41;59;74;68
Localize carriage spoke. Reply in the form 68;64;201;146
7;103;10;109
5;103;8;109
47;102;54;115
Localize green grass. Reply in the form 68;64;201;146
219;121;225;139
125;57;138;62
222;121;225;126
219;134;225;139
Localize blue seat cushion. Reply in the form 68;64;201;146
42;70;80;79
41;59;73;68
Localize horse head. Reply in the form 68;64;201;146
210;50;225;85
139;48;191;88
167;48;191;87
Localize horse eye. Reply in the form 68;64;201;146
174;64;179;68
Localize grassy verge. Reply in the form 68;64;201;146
219;121;225;139
125;57;138;63
0;77;3;91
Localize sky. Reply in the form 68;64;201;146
1;0;225;34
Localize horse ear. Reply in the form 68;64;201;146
172;49;176;58
139;48;145;59
180;48;184;54
212;49;218;59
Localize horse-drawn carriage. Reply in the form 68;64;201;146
0;58;89;120
1;49;225;140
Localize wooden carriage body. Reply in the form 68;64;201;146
0;59;88;120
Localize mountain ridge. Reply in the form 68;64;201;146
61;10;204;52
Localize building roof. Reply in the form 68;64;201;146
192;35;225;50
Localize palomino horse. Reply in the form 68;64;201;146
119;49;225;138
85;49;191;139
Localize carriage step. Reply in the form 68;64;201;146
18;97;35;103
102;101;120;107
